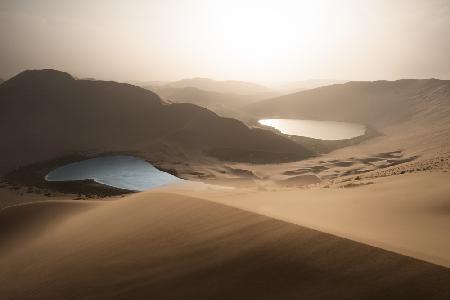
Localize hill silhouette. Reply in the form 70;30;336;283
146;85;272;117
168;77;272;95
272;79;347;93
248;79;450;128
0;69;312;175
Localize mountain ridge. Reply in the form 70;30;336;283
0;69;313;175
247;78;450;128
167;77;272;95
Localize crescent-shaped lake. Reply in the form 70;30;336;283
46;155;179;191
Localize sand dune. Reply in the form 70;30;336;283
0;200;101;254
1;0;449;298
272;79;348;93
249;79;450;128
178;172;450;268
1;192;449;299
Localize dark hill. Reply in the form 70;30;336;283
0;70;312;175
145;85;273;118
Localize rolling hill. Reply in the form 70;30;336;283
272;79;347;93
248;79;450;128
146;85;272;118
167;77;272;95
0;69;312;175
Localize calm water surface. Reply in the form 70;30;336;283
46;155;179;191
258;119;366;140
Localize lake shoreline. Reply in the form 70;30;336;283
2;155;137;198
45;155;179;192
258;118;367;140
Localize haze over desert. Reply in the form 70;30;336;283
1;0;449;299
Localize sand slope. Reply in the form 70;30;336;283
0;200;101;254
248;79;450;128
1;192;449;299
180;172;450;268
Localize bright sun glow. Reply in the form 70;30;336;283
196;0;347;75
1;0;449;81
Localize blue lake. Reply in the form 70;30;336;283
46;155;179;191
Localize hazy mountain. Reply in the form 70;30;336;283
131;80;170;87
167;78;272;95
0;79;4;84
0;70;312;174
145;85;274;118
273;79;348;93
248;79;450;128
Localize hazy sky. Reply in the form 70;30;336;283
1;0;449;82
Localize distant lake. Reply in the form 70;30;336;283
258;119;366;140
46;155;179;191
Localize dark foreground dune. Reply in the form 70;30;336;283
0;200;101;254
1;193;449;300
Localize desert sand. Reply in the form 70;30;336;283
1;191;450;299
2;0;450;297
172;172;450;267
